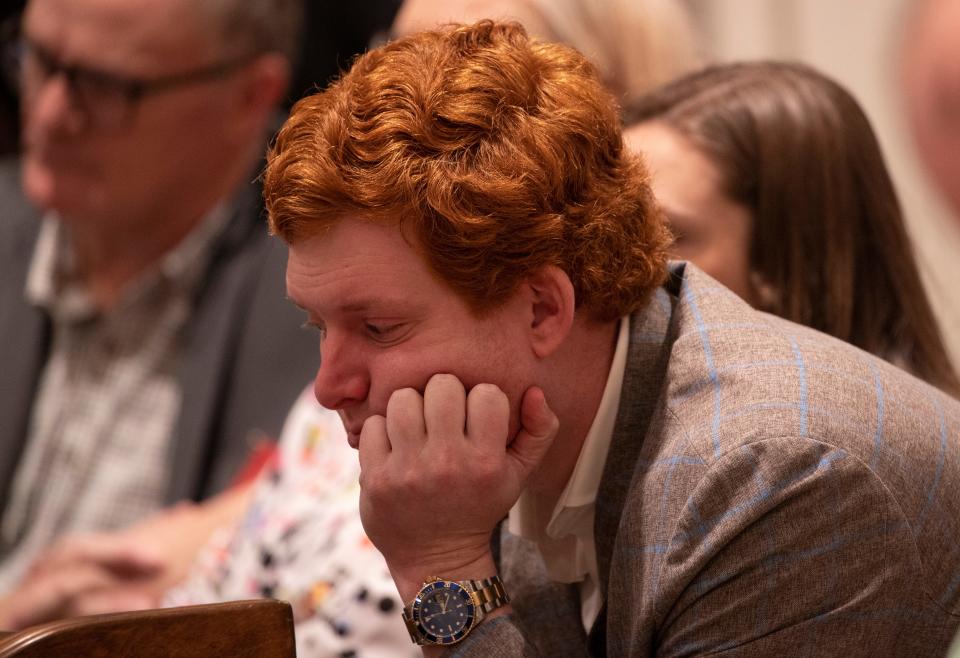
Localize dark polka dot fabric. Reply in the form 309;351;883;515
165;390;417;657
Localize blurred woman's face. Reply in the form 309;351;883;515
624;121;757;305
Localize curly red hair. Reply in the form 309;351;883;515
265;20;669;322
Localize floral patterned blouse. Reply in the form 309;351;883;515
164;388;416;657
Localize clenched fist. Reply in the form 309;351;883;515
356;373;558;601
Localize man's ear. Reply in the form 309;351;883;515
233;53;290;130
524;265;575;359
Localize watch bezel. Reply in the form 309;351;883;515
409;579;478;645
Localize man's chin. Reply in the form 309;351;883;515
21;160;57;212
21;160;91;219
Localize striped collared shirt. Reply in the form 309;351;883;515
0;208;228;591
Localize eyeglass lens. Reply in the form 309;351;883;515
19;41;135;128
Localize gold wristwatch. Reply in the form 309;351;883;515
402;575;509;645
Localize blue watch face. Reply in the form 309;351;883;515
413;581;476;644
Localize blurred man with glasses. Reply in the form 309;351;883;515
0;0;315;591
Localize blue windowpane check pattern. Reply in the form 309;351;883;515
456;263;960;657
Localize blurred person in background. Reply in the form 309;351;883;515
624;61;960;397
0;4;417;653
392;0;702;108
902;0;960;225
162;388;416;657
0;0;317;591
0;386;416;658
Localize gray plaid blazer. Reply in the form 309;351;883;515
453;263;960;657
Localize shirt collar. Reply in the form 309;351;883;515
25;204;230;323
507;314;630;555
549;314;630;523
507;316;630;631
25;216;82;320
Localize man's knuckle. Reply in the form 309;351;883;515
389;387;420;406
473;457;503;484
429;373;459;387
470;382;504;400
426;373;466;399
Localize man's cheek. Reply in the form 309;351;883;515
379;351;441;390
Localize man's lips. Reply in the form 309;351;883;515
346;428;361;450
342;420;364;450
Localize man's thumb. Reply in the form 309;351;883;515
507;386;558;476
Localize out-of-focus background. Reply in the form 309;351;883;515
688;0;960;364
2;0;955;360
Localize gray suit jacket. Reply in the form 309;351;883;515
454;263;960;656
0;160;318;511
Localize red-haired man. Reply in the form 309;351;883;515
268;20;960;655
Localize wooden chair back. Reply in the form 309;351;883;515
0;599;295;657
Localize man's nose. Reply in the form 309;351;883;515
25;73;85;136
312;337;369;410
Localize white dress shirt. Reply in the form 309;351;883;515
508;316;630;631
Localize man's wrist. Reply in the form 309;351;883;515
390;551;500;603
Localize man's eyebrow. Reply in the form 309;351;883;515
340;301;375;313
283;297;386;314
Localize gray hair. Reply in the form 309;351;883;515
199;0;305;63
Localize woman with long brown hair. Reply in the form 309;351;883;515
624;61;960;397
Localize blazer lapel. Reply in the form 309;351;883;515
0;177;47;515
163;183;264;503
498;527;591;655
588;265;683;651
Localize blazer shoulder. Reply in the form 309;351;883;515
621;434;959;654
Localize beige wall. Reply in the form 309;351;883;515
686;0;960;367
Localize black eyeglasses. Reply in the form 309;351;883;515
14;37;253;129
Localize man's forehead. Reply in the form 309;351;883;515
286;234;402;299
286;216;418;266
284;218;463;316
24;0;210;72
